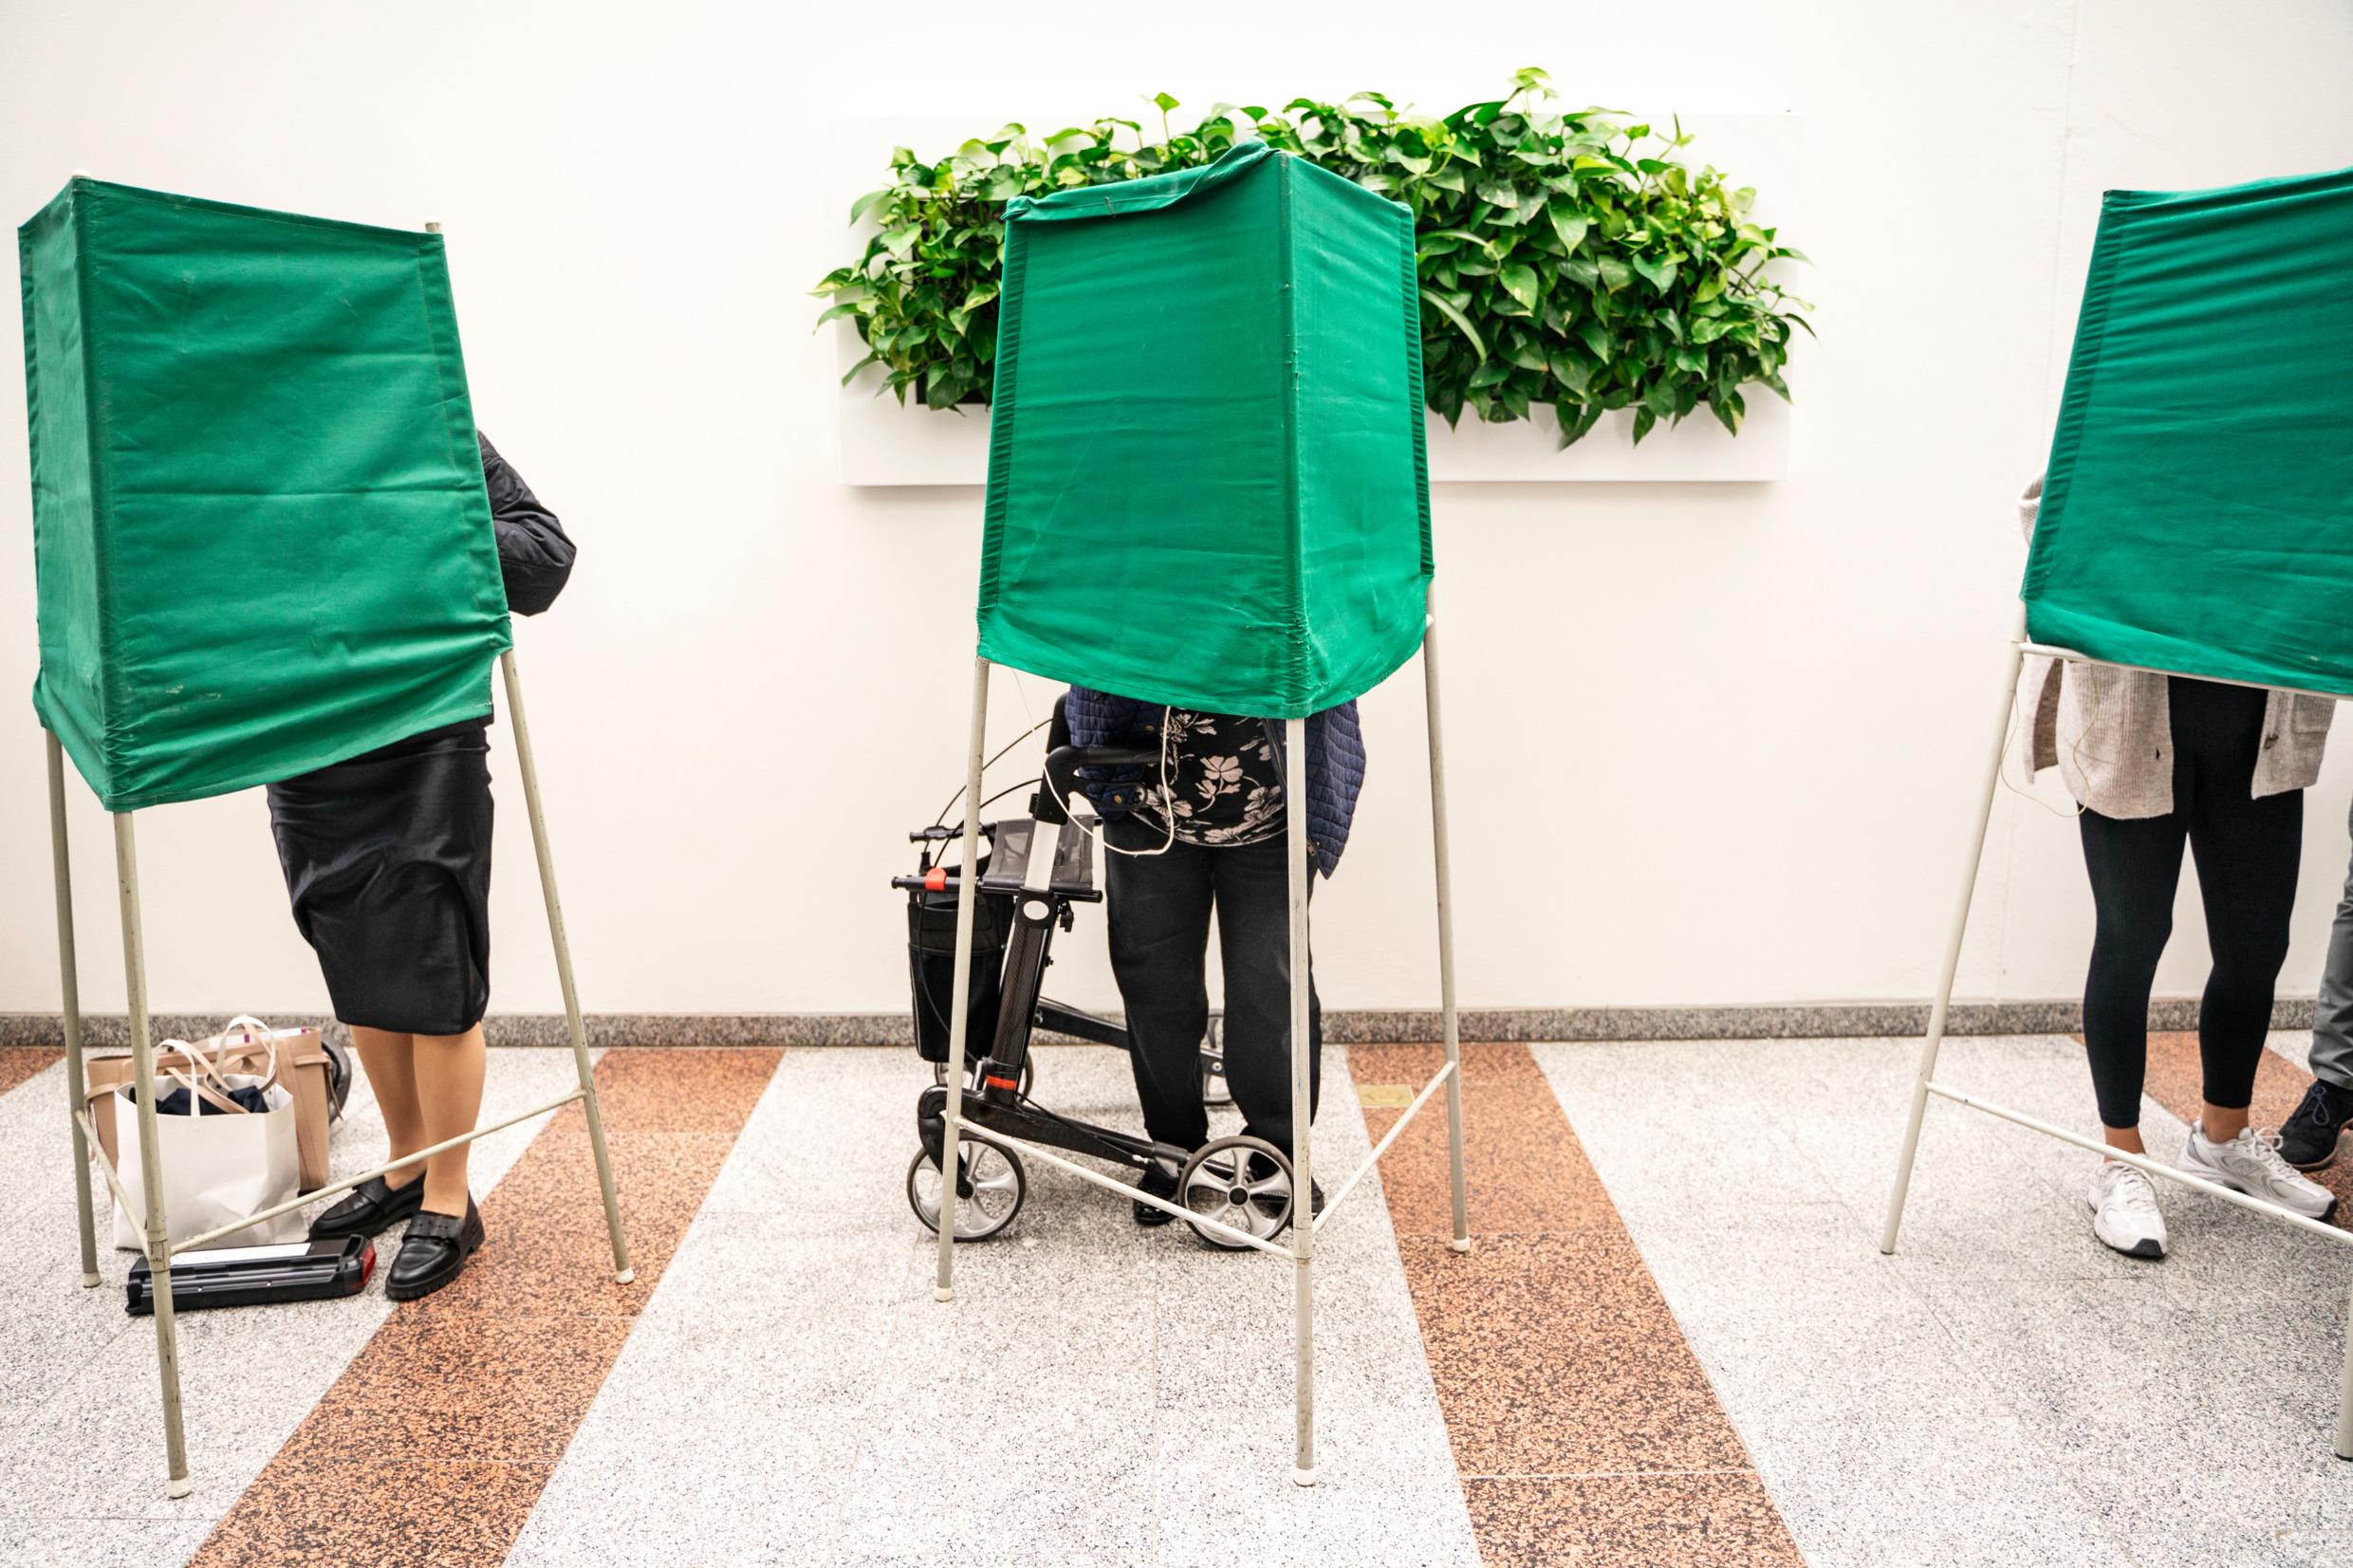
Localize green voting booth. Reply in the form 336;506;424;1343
19;176;629;1495
1881;166;2353;1458
932;143;1468;1484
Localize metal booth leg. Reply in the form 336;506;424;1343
1288;717;1317;1486
1422;589;1471;1252
936;656;991;1304
501;650;632;1282
47;732;101;1286
2338;1285;2353;1461
113;812;192;1497
1881;612;2027;1255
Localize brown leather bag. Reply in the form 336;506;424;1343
85;1017;335;1192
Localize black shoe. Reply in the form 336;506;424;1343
386;1198;484;1301
1134;1164;1178;1227
2279;1079;2353;1170
307;1173;425;1241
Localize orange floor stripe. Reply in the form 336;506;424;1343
1351;1042;1803;1568
189;1047;780;1568
0;1046;63;1098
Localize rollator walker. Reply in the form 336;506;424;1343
899;697;1285;1248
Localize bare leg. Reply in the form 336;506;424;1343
2202;1102;2251;1143
351;1025;425;1190
412;1024;487;1216
2103;1124;2147;1157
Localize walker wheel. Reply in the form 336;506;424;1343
1177;1135;1292;1249
907;1133;1026;1241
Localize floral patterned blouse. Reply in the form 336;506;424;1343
1132;709;1286;847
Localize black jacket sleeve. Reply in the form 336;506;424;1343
477;432;575;616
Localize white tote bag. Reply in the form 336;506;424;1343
112;1032;305;1251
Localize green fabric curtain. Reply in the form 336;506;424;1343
2024;165;2353;695
19;177;510;811
977;142;1433;718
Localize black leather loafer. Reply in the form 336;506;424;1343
1133;1163;1179;1227
308;1173;426;1241
386;1198;484;1301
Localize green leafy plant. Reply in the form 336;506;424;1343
815;68;1809;446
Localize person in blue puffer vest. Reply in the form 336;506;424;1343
1065;686;1365;1226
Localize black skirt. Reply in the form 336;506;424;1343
266;717;494;1036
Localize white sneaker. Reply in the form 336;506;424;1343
2179;1121;2339;1221
2086;1160;2168;1258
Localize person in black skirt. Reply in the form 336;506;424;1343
285;433;574;1301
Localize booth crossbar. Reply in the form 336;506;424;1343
1881;615;2353;1459
1315;1061;1456;1236
45;649;632;1496
929;590;1473;1486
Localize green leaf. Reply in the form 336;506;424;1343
1546;203;1590;251
1629;253;1678;291
1596;255;1633;293
1498;264;1540;312
1575;319;1613;362
847;188;896;226
1419;287;1487;361
1151;91;1180;113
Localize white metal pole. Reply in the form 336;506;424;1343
1287;716;1317;1485
1422;587;1470;1251
1880;608;2027;1254
500;649;632;1282
2337;1286;2353;1461
936;656;991;1302
114;813;191;1496
47;732;100;1285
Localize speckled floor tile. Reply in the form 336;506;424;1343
1462;1471;1803;1568
187;1460;554;1568
1371;1039;1800;1566
0;1045;61;1098
269;1312;637;1465
188;1047;777;1565
1349;1042;1621;1238
1399;1230;1751;1478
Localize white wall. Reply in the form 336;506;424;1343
3;1;2351;1023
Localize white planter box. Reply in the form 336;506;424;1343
826;112;1803;487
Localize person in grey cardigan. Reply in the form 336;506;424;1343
2017;476;2336;1258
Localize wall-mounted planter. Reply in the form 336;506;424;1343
826;112;1803;487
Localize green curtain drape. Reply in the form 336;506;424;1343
20;177;510;810
977;142;1433;718
2025;165;2353;695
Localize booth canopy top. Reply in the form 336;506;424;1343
976;142;1433;719
19;177;510;811
2024;164;2353;697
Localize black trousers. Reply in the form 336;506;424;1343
2078;678;2302;1130
1104;830;1322;1156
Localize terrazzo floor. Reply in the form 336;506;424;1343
2;1033;2351;1565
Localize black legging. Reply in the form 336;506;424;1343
2079;677;2302;1130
